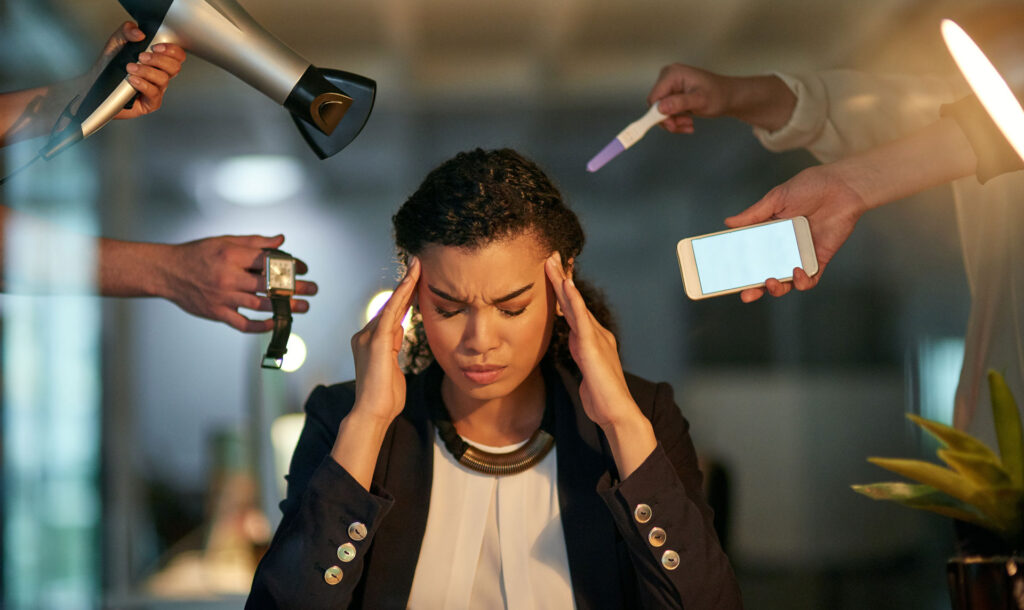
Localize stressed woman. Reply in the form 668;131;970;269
246;149;742;609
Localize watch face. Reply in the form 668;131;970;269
267;257;296;291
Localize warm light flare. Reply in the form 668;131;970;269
365;290;414;331
942;19;1024;163
280;334;307;372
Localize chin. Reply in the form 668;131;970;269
451;376;516;401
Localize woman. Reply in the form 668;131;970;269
246;149;741;609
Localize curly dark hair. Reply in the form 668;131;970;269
393;148;616;372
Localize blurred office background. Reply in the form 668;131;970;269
0;0;997;607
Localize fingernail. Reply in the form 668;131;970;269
139;52;152;62
127;75;141;86
152;43;165;52
126;63;139;73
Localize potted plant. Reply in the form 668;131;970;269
852;370;1024;610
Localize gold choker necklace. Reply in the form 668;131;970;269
426;364;555;476
450;428;555;476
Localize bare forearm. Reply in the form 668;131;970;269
330;409;392;491
726;74;797;132
601;410;658;480
835;117;977;210
97;238;172;298
0;79;84;147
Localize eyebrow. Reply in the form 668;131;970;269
428;283;534;305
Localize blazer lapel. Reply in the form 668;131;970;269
552;364;625;609
358;369;435;608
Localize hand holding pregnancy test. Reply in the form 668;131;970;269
586;103;668;172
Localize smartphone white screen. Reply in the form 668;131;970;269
691;220;803;294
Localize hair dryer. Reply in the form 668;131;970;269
42;0;376;161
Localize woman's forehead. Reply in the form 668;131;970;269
419;234;548;298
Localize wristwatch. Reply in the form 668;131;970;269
261;248;296;369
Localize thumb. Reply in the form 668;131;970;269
655;92;703;117
122;21;145;42
725;190;781;228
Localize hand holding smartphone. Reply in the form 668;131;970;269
676;217;818;300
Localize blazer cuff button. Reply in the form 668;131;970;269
661;550;680;571
348;522;367;541
324;565;344;585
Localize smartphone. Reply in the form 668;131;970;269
676;216;818;300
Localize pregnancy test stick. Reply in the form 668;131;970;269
586;104;668;172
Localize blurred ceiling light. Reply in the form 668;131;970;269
280;333;307;373
365;290;413;331
212;155;305;207
942;18;1024;162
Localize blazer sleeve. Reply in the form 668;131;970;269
596;381;743;610
246;384;396;610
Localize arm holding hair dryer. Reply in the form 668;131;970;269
40;0;375;163
0;20;319;332
0;21;185;147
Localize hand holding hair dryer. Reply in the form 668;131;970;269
42;0;376;161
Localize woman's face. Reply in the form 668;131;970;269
417;232;556;403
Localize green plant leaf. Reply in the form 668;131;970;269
907;413;999;461
851;482;999;530
968;486;1024;534
989;370;1024;487
864;458;1019;527
938;448;1013;488
867;457;977;506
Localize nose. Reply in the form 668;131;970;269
460;310;500;355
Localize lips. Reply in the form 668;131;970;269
461;364;506;385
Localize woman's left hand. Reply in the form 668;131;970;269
544;253;636;427
545;253;657;476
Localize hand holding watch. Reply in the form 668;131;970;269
261;248;297;369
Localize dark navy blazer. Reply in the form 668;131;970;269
246;361;742;609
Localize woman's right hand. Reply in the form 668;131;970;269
333;258;419;490
350;257;420;424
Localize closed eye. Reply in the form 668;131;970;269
500;306;527;317
434;306;463;318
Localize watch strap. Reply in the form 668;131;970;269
261;295;293;369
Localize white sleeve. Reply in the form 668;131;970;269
753;70;970;163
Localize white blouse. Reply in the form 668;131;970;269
406;430;576;610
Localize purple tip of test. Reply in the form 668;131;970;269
586;138;625;173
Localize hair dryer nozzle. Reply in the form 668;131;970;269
290;68;376;160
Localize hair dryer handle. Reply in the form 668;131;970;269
39;27;158;160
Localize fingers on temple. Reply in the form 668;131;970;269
545;255;587;331
381;257;419;324
544;255;571;316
